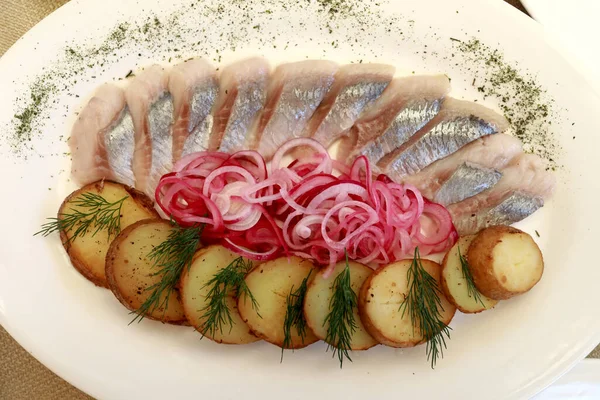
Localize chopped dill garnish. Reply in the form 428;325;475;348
400;248;452;369
324;250;357;368
35;192;127;244
130;222;203;323
458;246;485;307
199;256;258;338
282;269;312;361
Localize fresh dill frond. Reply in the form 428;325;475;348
199;256;258;338
130;222;203;324
458;246;485;306
35;192;127;243
281;269;312;361
324;250;358;368
400;247;452;369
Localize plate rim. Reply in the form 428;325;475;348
1;0;599;399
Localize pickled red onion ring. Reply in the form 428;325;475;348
156;138;457;265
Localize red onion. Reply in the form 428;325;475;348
155;138;457;267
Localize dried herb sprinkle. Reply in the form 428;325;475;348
4;0;559;170
451;38;561;170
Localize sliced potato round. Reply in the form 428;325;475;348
179;245;259;344
238;256;319;349
467;225;544;300
105;219;187;324
304;261;378;350
441;235;498;313
358;259;456;348
59;180;158;287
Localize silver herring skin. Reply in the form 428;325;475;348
214;57;270;153
350;75;451;165
69;84;136;187
434;162;502;206
125;65;173;196
401;133;523;200
359;98;443;164
309;63;395;149
169;58;218;160
454;193;543;235
148;93;175;178
256;60;338;159
106;107;136;187
182;77;217;156
379;98;510;180
448;154;555;235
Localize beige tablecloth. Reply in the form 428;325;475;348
0;0;598;399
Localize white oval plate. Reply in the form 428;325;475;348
1;0;599;399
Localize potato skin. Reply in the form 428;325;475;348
467;225;544;300
238;256;319;349
59;180;158;287
440;235;498;314
105;219;187;324
179;245;259;344
358;259;456;348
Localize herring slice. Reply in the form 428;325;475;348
125;65;173;196
433;162;502;206
169;58;218;161
256;60;338;159
347;74;450;164
70;84;136;187
210;57;270;153
448;153;556;235
307;63;394;149
401;133;523;201
379;98;509;180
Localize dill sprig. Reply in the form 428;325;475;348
130;222;203;324
458;246;485;306
199;256;258;338
35;192;127;243
281;269;312;361
400;247;452;369
324;250;358;368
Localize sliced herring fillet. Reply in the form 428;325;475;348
433;162;503;206
210;57;270;153
307;63;394;149
169;58;218;161
256;60;338;158
448;153;556;235
380;98;509;180
69;83;136;187
401;133;523;201
347;74;450;164
125;65;173;196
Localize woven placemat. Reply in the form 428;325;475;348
0;0;598;399
0;326;92;400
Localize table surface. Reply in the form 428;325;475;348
0;0;598;398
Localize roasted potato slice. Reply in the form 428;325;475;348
358;259;456;348
238;256;319;349
179;245;259;344
441;236;498;313
105;219;187;324
467;225;544;300
304;261;378;350
59;180;158;287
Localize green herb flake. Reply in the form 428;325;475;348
400;248;452;368
324;250;358;368
282;269;312;361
